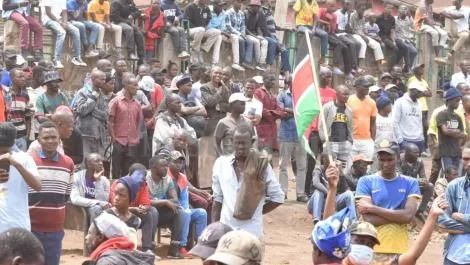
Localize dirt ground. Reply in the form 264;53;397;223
60;157;446;265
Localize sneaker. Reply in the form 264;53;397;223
332;67;344;75
53;60;64;69
71;57;82;66
144;249;161;260
84;50;100;58
242;62;255;70
296;195;309;203
232;63;245;71
78;58;87;67
255;64;266;71
168;244;184;259
177;51;190;59
179;247;193;259
434;57;449;65
129;53;139;60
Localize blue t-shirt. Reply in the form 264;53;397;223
1;71;11;87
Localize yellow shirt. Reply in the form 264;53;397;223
293;0;319;27
88;0;110;23
374;223;409;254
407;76;430;111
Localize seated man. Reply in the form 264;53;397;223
399;143;434;220
110;0;145;63
40;0;86;68
395;5;417;73
2;0;43;60
307;153;356;223
344;154;372;191
376;3;401;70
84;213;155;264
443;0;470;60
161;0;190;59
146;155;185;259
67;0;103;58
167;151;208;256
88;0;123;58
142;0;165;61
71;153;111;222
245;0;268;71
184;0;222;65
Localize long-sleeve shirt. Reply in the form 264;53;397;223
393;93;423;143
277;90;297;142
318;101;353;143
254;87;286;150
208;11;225;30
73;87;109;142
224;8;245;35
70;170;110;208
200;82;230;136
350;11;367;35
438;176;470;264
110;0;141;24
183;2;211;28
152;111;196;154
245;9;268;37
161;0;182;23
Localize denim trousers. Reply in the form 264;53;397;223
297;25;328;58
243;37;254;64
308;190;356;221
45;20;81;59
14;136;27;152
265;36;278;65
180;208;207;247
70;20;101;46
399;140;425;153
396;39;417;71
441;156;461;171
33;230;64;265
155;207;184;245
138;206;158;250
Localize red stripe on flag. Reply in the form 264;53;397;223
292;56;313;105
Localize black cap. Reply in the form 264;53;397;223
354;75;376;88
376;140;399;155
42;71;63;85
189;222;233;259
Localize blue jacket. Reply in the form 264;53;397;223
277;90;297;142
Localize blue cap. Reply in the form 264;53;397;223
176;74;192;88
444;87;462;101
311;208;352;261
376;96;391;110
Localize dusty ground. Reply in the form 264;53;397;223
60;157;445;265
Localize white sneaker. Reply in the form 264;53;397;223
177;51;190;59
71;57;82;66
78;58;87;67
232;63;245;71
53;60;64;69
84;50;100;58
332;67;344;75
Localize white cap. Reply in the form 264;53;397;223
15;55;26;66
408;80;427;92
252;76;263;84
384;84;398;91
206;230;263;265
229;93;249;103
369;85;381;93
95;212;130;239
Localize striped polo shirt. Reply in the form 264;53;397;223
7;88;30;137
29;150;74;232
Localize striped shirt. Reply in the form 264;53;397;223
29;150;74;232
7;88;30;137
262;7;277;39
224;8;245;35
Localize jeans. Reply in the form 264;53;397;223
244;37;254;64
396;39;417;72
441;156;461;171
280;47;291;72
279;141;306;196
382;36;400;69
308;190;356;221
111;141;138;178
314;28;329;58
167;26;188;54
329;34;353;73
181;208;207;247
266;36;278;66
138;206;158;250
70;20;102;47
9;12;43;50
45;20;66;61
15;136;27;152
155;207;184;245
119;22;145;58
32;231;64;265
338;33;360;69
246;35;268;64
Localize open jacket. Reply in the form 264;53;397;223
319;101;353;143
143;7;165;50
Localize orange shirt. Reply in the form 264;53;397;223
0;87;5;122
347;95;377;140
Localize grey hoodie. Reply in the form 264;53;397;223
393;93;423;143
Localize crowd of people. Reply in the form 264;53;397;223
1;0;470;265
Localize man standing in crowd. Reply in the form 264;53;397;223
356;140;421;263
29;121;74;265
113;59;127;93
110;0;145;63
243;78;263;126
451;60;470;88
35;71;68;122
348;75;377;160
395;5;417;73
7;68;31;151
161;0;190;59
319;85;352;168
438;147;470;265
442;0;470;60
184;0;221;65
277;83;307;201
74;70;109;159
0;123;40;233
394;81;426;152
109;74;143;178
245;0;269;71
437;87;465;171
212;124;284;238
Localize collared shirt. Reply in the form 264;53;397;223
225;8;245;35
0;148;39;233
395;15;414;41
444;6;470;33
262;7;277;39
277;90;297;142
212;155;284;237
451;71;470;88
7;88;30;138
335;9;349;31
208;11;225;30
350;11;366;35
108;95;143;146
438;176;470;264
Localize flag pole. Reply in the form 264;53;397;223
304;31;334;165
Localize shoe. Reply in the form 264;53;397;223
296;195;309;203
168;244;184;259
177;51;191;59
255;64;266;71
421;151;431;157
71;57;82;66
129;53;139;60
84;50;100;58
232;63;245;71
242;62;255;70
434;57;448;65
115;47;125;59
53;60;64;69
160;228;171;237
21;49;34;62
332;67;344;75
78;57;87;67
179;247;193;259
144;249;161;260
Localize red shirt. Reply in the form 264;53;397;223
310;87;337;132
0;86;6;122
109;95;143;146
319;8;338;33
109;181;151;207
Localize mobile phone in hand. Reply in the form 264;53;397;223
0;159;9;173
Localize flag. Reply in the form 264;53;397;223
292;32;321;154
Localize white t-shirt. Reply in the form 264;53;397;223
0;147;39;233
243;97;263;118
445;6;470;33
40;0;66;25
375;113;395;145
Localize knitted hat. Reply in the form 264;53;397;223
376;96;391;110
0;122;17;147
444;87;463;101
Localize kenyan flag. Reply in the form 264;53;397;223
292;32;321;154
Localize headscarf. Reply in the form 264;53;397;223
118;170;146;202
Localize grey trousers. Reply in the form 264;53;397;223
167;26;188;54
279;141;306;196
138;206;158;250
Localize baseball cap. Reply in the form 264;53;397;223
42;71;63;85
170;150;185;161
4;49;26;66
380;72;392;80
407;80;426;92
376;96;391;110
189;222;233;259
176;74;192;88
253;76;263;84
444;87;462;101
350;221;380;245
311;207;352;261
352;154;373;164
354;75;376;88
376;139;399;155
94;212;130;239
384;84;398;91
206;230;263;265
229;93;248;103
368;85;381;93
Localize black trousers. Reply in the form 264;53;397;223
155;207;184;245
328;34;353;74
338;34;360;69
305;132;323;196
111;141;138;179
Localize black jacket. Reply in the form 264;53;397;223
110;0;141;24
